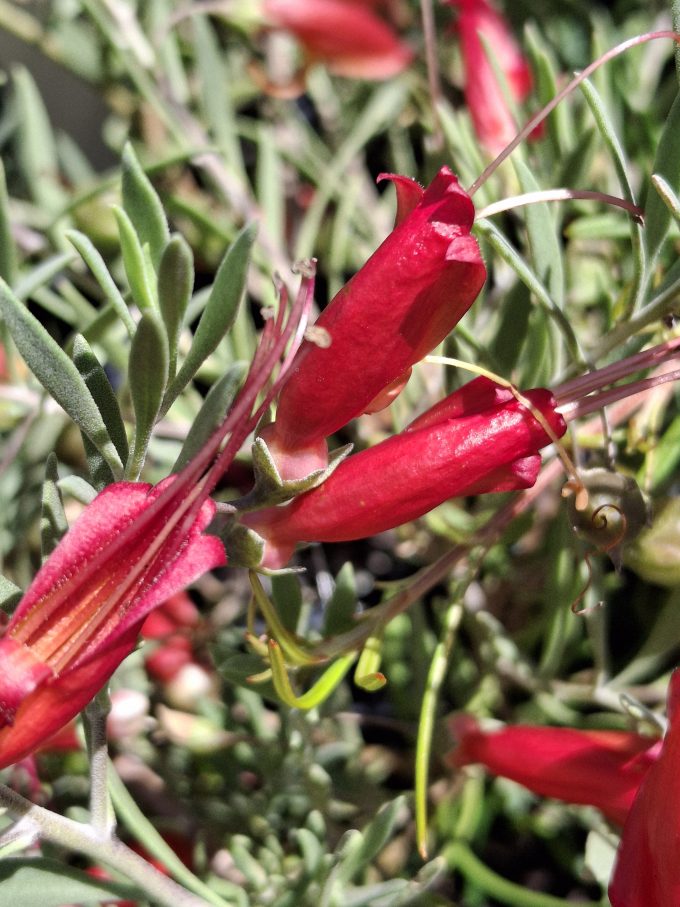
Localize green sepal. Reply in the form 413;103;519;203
162;223;256;415
41;452;68;561
172;363;247;473
126;310;169;479
158;234;194;378
239;438;352;509
112;204;158;313
218;521;265;569
121;142;169;269
0;278;124;477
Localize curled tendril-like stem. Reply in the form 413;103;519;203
570;503;628;615
591;502;629;552
570;553;603;616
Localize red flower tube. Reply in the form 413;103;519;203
447;0;534;153
609;670;680;906
449;714;660;827
0;268;314;768
262;0;412;79
262;167;486;478
0;471;224;769
244;379;566;567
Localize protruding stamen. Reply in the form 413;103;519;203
469;30;680;196
476;189;643;222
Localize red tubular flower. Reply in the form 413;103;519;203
447;0;534;153
609;670;680;907
262;0;413;79
0;264;314;768
244;378;566;567
0;473;224;769
262;167;486;478
449;714;660;827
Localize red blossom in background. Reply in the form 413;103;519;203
609;670;680;907
245;378;566;567
446;0;534;153
262;167;486;479
449;671;680;905
262;0;413;79
449;713;660;827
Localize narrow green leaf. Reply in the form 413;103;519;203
0;159;17;284
338;796;407;883
256;124;285;247
58;474;98;505
112;205;157;312
11;66;66;210
41;452;68;561
126;310;169;479
271;572;303;634
192;16;246;182
0;279;124;476
66;229;136;338
579;77;646;312
121;142;169;269
644;91;680;264
13;252;74;303
474;220;583;367
513;159;564;307
651;173;680;225
172;362;246;472
162;223;255;415
323;562;357;636
0;858;141;907
158;234;194;378
72;335;129;464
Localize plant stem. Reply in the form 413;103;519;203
444;840;602;907
0;783;213;907
415;600;464;858
84;691;114;837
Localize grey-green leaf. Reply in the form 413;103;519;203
0;858;141;907
644;91;680;265
0;159;17;285
513;159;564;307
158;233;194;378
0;279;124;476
41;452;68;561
127;310;169;478
162;223;256;415
112;204;158;312
72;334;129;464
172;362;246;472
66;229;136;338
121;142;169;269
